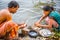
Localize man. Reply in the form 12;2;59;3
35;6;60;31
0;1;26;39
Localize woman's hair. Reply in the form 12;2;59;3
43;6;54;11
8;1;19;8
50;6;54;11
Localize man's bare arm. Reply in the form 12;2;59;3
5;12;12;21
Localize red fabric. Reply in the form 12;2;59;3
0;21;19;39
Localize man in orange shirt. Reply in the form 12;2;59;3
0;1;26;39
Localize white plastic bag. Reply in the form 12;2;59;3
39;29;52;37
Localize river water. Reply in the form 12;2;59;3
0;0;60;26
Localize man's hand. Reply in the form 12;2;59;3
19;23;27;29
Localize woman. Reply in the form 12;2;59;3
35;6;60;32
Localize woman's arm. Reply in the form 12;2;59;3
37;18;59;29
37;14;46;23
35;14;46;27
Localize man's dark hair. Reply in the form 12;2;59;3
8;1;19;8
43;6;53;11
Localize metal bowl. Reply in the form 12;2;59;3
28;30;38;38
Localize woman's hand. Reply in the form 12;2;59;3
35;22;40;27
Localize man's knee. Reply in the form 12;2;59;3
4;21;18;32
